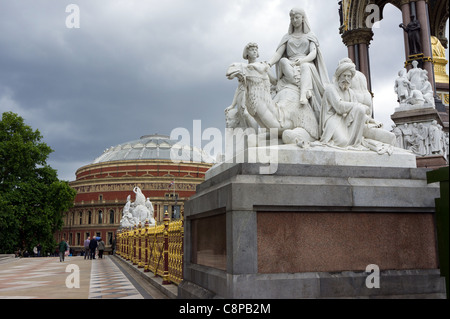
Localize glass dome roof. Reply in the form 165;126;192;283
92;134;215;164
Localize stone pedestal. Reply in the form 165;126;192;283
179;160;447;299
391;106;449;166
391;107;444;126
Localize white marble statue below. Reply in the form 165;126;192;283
119;187;156;228
394;60;435;111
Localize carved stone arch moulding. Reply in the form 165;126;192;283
344;0;402;32
429;0;449;48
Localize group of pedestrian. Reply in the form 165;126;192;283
57;236;106;262
83;236;106;260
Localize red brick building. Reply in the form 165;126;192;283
55;134;213;255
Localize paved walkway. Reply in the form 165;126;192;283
0;256;167;299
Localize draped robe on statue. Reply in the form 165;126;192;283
275;32;330;123
273;32;330;140
320;84;367;148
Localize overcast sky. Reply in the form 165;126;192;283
1;0;448;181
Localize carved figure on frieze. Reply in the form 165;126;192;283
400;123;414;151
443;132;449;161
429;120;442;154
391;125;404;149
416;123;429;156
409;123;428;156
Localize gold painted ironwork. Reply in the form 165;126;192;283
116;210;184;286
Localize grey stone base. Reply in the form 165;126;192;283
179;266;446;299
182;163;446;299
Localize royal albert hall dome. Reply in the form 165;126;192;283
55;134;214;255
92;134;214;164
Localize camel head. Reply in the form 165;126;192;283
226;63;245;80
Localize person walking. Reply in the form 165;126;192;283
58;238;68;262
37;243;42;257
97;238;105;259
111;236;116;256
89;236;98;260
84;236;91;259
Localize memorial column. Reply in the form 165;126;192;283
415;0;435;91
400;0;412;61
342;28;374;92
400;0;435;92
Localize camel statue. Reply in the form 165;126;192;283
226;61;318;145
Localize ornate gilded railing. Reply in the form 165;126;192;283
116;211;184;286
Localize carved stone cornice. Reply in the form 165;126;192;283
341;28;374;46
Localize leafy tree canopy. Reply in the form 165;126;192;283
0;112;76;254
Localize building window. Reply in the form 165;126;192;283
109;210;115;224
76;233;81;246
69;233;73;246
99;194;103;201
88;211;92;225
108;232;113;245
98;210;103;224
79;212;83;225
172;205;180;219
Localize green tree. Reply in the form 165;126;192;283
0;111;76;255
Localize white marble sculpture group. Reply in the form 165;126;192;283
119;186;156;228
394;60;435;111
391;121;449;158
225;7;396;156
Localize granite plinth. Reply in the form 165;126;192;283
180;162;446;299
416;155;448;169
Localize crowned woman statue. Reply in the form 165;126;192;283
268;7;330;122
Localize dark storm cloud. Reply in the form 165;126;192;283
0;0;447;181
